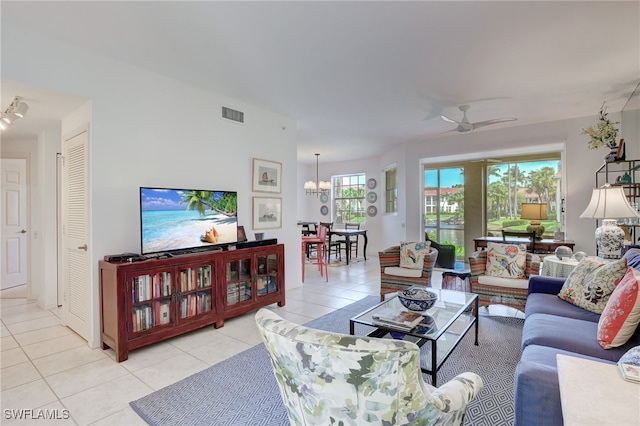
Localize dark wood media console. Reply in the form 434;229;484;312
99;243;285;361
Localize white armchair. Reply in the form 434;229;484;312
255;308;483;426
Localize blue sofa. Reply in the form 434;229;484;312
514;248;640;426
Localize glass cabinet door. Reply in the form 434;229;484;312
178;264;214;319
226;258;252;306
130;270;173;333
256;253;278;297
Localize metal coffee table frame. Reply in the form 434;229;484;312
349;289;478;386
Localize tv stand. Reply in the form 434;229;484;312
99;243;285;361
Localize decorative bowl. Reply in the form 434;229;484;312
398;287;438;311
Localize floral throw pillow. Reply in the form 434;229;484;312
486;242;526;278
399;241;431;270
558;257;627;314
597;267;640;349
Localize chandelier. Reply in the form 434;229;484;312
0;96;29;131
304;153;330;196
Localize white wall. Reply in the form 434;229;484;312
3;24;300;348
303;113;629;255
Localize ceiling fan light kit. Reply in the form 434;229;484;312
441;104;517;134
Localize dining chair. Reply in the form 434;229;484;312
501;230;537;253
319;222;341;262
301;225;328;282
338;222;361;261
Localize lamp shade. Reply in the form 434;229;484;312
579;186;639;219
521;203;548;220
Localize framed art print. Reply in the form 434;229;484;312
253;197;282;230
252;158;282;193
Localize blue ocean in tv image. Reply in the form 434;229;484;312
140;188;238;254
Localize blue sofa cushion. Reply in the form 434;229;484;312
514;344;615;426
525;293;601;322
522;313;637;361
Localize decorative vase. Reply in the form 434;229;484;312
604;146;618;163
595;219;624;259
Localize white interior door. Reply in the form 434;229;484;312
1;158;28;290
62;128;90;341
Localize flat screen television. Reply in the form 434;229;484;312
140;187;238;255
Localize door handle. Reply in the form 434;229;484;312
77;244;88;251
20;229;27;234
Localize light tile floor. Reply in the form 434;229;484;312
0;256;521;425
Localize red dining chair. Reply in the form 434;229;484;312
301;225;329;282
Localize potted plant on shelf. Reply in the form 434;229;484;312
581;102;621;162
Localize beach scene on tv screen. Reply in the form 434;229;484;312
141;188;238;253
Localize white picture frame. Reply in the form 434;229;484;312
252;197;282;230
252;158;282;193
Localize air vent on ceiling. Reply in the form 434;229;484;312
222;106;244;123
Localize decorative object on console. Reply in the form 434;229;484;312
252;197;282;230
398;286;438;311
580;185;640;259
581;101;619;151
573;251;586;261
303;153;330;196
521;203;548;238
253;158;282;193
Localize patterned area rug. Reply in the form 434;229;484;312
130;296;523;426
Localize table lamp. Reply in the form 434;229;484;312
521;203;548;238
579;185;639;259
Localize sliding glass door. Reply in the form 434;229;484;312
424;167;465;259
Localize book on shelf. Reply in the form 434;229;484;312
372;309;424;331
618;362;640;383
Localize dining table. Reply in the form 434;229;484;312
327;229;368;265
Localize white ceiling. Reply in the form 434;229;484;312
2;1;639;163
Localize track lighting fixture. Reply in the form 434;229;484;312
1;96;29;131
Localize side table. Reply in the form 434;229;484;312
557;354;640;425
441;270;472;292
540;255;579;278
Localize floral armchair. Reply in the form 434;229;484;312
468;249;541;312
255;308;483;426
379;245;438;301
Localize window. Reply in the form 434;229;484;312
486;158;561;236
384;166;397;213
424;167;465;258
333;174;365;224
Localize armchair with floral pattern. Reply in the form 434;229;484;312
255;308;483;426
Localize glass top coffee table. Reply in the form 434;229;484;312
350;289;478;386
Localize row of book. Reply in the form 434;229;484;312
179;266;212;292
131;301;171;332
227;282;252;305
132;272;172;303
180;292;212;318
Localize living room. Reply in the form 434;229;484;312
1;2;639;424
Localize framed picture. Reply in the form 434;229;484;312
252;158;282;193
253;197;282;230
616;138;625;161
237;225;247;242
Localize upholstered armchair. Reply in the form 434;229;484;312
379;245;438;301
255;308;483;426
468;249;541;312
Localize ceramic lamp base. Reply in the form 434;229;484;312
596;219;625;259
526;223;545;239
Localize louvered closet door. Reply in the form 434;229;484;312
62;127;90;341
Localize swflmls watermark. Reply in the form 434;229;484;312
4;409;70;420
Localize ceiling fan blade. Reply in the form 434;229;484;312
440;114;459;124
471;117;517;129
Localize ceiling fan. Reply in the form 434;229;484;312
441;105;517;134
